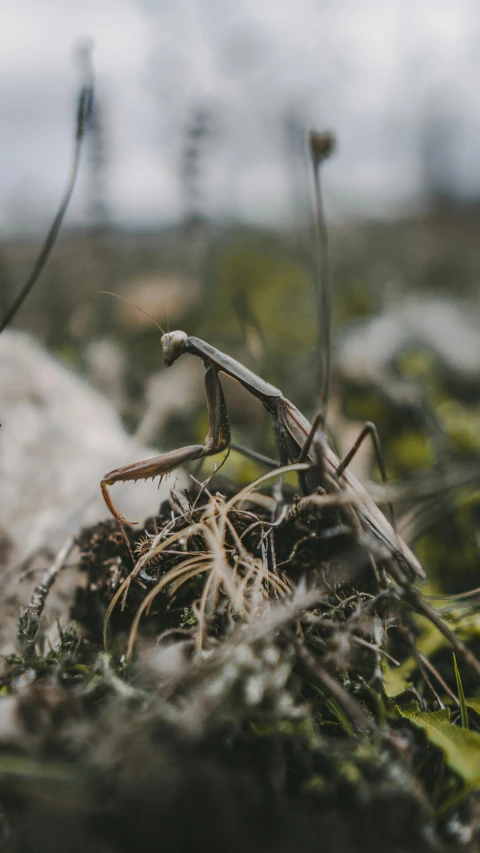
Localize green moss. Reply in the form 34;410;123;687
180;607;197;627
337;761;362;784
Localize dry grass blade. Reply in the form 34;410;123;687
126;555;211;660
103;521;206;648
225;462;311;511
195;569;219;653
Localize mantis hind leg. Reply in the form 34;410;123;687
335;421;397;534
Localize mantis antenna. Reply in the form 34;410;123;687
99;291;166;335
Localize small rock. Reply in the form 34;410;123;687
0;330;184;652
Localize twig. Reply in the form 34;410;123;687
294;640;375;734
20;536;75;648
309;130;335;418
416;651;457;708
0;65;94;334
405;588;480;680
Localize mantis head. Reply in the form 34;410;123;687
162;330;188;366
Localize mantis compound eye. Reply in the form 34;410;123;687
162;330;188;366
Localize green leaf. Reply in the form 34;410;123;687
397;703;480;786
382;659;412;699
453;653;469;729
466;699;480;716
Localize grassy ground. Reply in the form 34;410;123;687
2;468;480;851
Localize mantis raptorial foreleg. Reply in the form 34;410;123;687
101;364;230;552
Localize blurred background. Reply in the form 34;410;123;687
1;0;480;592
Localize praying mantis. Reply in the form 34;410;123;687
101;130;426;589
101;329;426;585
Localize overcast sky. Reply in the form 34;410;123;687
1;0;480;234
